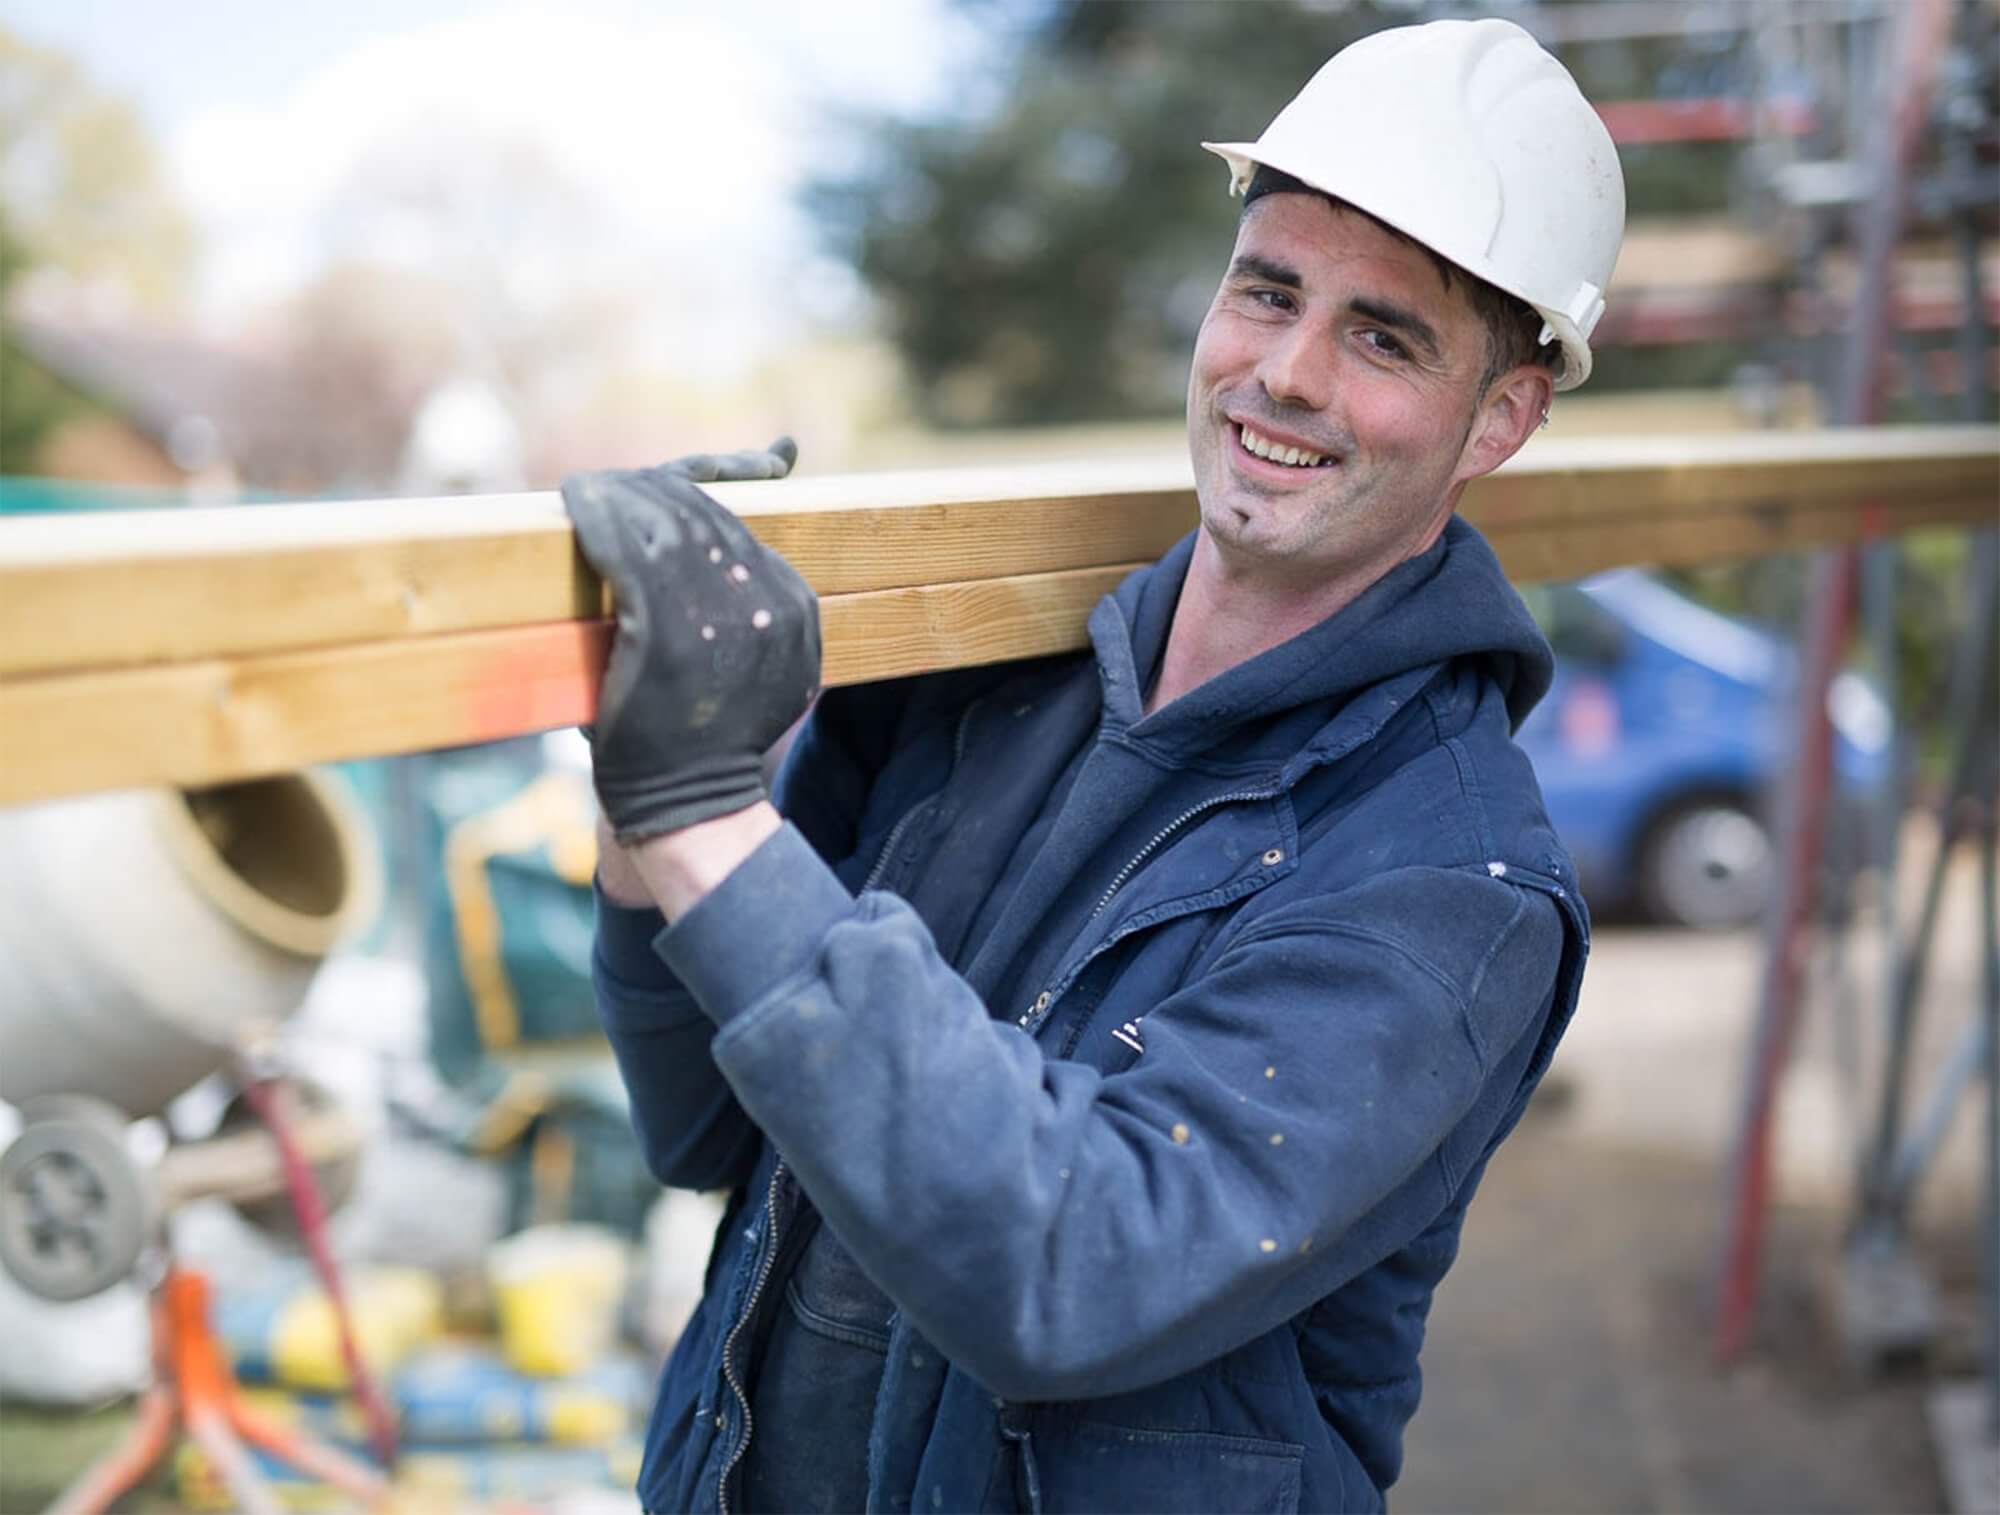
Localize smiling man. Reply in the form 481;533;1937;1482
572;17;1625;1514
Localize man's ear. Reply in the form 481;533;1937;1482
1457;364;1556;483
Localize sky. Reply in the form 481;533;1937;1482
7;0;987;365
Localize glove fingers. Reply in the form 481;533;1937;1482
657;474;759;566
568;469;803;620
563;477;680;709
561;473;644;600
656;454;722;484
702;439;798;483
559;476;656;744
657;436;798;485
576;467;709;564
708;501;763;568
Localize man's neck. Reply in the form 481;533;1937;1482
1143;527;1422;717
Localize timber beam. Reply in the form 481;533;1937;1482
1;426;1994;806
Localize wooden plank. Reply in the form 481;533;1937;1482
0;566;1139;805
0;623;606;807
1483;491;2000;583
0;460;1197;679
3;489;1989;807
819;564;1138;688
1;427;1995;806
2;427;1992;681
1463;427;2000;530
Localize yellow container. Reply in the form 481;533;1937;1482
487;1225;629;1378
271;1267;443;1393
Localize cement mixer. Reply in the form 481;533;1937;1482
0;771;380;1302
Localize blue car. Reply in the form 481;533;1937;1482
1515;571;1893;930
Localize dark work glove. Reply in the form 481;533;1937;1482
562;438;819;844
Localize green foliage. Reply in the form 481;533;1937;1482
808;0;1391;427
1614;141;1740;217
806;0;1760;426
0;26;196;472
1588;340;1760;393
0;205;83;473
0;25;194;308
0;339;81;474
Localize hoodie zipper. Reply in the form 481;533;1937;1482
1087;788;1272;925
861;803;932;894
716;1162;786;1513
1018;786;1276;1035
860;702;978;894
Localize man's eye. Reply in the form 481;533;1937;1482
1362;329;1409;359
1250;288;1296;313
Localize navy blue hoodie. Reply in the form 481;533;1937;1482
595;517;1589;1512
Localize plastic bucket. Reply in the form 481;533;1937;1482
488;1224;630;1378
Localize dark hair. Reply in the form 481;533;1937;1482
1241;166;1556;392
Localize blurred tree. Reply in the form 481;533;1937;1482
808;0;1390;428
806;0;1764;427
0;204;83;472
0;26;194;308
0;26;195;473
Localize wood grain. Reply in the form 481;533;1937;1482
0;461;1198;679
1481;491;1999;582
3;428;1990;680
0;567;1141;805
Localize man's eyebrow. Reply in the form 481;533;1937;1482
1230;255;1446;360
1227;253;1302;289
1348;296;1442;359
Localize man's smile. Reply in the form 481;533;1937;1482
1226;418;1342;483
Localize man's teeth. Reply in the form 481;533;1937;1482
1238;424;1329;467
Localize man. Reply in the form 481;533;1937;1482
574;17;1624;1513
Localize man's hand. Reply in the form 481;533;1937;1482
563;439;819;846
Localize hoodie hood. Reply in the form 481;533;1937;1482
1090;516;1554;765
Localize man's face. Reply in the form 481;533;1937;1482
1185;192;1507;591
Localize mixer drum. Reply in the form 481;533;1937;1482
0;773;378;1117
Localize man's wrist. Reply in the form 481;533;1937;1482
594;814;656;908
627;801;783;922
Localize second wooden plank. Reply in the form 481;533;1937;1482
0;565;1140;806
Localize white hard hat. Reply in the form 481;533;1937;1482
1203;18;1625;390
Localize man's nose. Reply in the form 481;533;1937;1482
1254;322;1338;413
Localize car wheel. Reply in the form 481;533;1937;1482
1638;798;1772;930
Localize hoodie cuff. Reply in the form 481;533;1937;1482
659;822;855;1026
592;882;681;989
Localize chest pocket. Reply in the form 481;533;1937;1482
784;1225;894;1352
1043;900;1238;1070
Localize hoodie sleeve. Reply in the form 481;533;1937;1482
590;682;909;1193
590;884;762;1193
661;826;1565;1401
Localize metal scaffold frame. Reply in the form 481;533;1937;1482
1709;0;2000;1488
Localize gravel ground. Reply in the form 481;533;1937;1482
1398;1102;1952;1514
